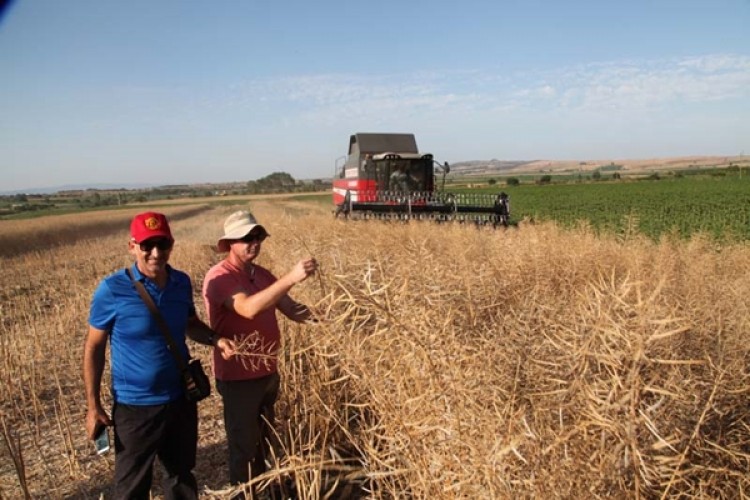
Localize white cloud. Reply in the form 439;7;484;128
678;54;750;73
212;54;749;127
551;54;750;111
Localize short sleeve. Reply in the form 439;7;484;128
205;270;244;307
89;280;116;332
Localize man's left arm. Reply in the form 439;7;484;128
186;316;236;359
277;295;314;323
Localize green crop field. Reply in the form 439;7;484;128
455;175;750;241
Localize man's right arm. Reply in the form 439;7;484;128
225;258;317;320
83;326;112;439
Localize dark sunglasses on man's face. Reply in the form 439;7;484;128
138;238;173;253
239;232;267;243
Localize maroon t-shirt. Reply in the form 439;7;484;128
202;259;281;380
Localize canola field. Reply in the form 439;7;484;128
1;200;749;498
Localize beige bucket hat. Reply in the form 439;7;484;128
216;210;269;252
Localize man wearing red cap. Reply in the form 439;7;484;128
83;211;235;499
202;210;318;492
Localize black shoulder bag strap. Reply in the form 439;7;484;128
125;267;196;388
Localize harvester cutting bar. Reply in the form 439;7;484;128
339;190;511;226
348;211;505;225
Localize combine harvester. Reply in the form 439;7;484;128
333;133;510;226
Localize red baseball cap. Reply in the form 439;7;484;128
130;212;173;243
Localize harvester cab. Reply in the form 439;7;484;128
333;133;510;226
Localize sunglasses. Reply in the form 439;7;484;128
138;238;174;252
239;232;267;243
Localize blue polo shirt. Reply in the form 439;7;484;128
89;264;196;405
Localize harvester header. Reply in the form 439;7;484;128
333;133;510;226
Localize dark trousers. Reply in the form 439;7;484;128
112;398;198;500
216;373;280;485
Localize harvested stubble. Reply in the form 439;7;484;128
1;201;748;499
0;204;213;259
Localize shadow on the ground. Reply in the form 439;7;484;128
69;440;230;499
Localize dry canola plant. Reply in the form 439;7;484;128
0;201;748;499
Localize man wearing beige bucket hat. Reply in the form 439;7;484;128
202;210;318;492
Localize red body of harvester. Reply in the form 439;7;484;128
332;133;510;225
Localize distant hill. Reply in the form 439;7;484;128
0;183;156;196
450;155;747;176
447;160;532;175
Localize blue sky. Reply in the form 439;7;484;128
1;0;749;192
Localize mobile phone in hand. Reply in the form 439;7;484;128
94;425;110;455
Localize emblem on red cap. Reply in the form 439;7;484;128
144;217;161;230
